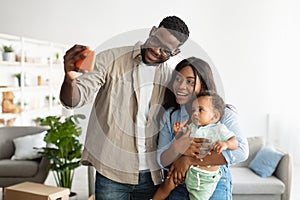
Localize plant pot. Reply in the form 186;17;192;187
70;191;77;200
17;78;21;87
2;52;16;62
57;191;77;200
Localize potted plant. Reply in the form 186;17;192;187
36;114;86;197
13;73;21;87
45;95;56;106
2;45;16;62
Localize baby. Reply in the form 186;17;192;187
153;90;238;200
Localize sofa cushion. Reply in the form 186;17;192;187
0;159;39;177
0;126;48;159
231;167;285;194
11;131;47;160
248;145;284;178
232;136;264;167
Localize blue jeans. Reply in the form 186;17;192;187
167;165;232;200
95;171;159;200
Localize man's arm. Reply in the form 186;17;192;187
60;44;88;107
60;75;80;107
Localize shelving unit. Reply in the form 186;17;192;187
0;33;69;126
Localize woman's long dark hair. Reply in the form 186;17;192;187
157;57;218;142
163;57;217;114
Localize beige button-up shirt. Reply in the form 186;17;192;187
75;42;173;185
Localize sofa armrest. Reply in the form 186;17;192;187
274;152;292;200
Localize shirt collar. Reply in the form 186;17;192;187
133;41;143;62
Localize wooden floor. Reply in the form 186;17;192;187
1;164;299;200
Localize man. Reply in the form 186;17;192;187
60;16;189;200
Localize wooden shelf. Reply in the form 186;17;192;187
0;86;21;92
0;32;69;126
0;61;21;66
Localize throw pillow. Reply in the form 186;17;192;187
248;144;284;178
11;131;47;160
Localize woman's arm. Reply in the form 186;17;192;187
157;107;192;168
159;125;214;167
157;109;178;168
160;125;193;167
179;107;248;167
219;107;249;165
167;152;227;184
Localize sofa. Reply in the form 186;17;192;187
230;136;292;200
87;136;292;200
0;126;50;188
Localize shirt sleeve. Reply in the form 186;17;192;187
157;109;175;168
218;123;236;141
220;107;249;165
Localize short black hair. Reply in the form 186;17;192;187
159;16;189;44
196;90;225;120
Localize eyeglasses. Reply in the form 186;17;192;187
147;35;180;58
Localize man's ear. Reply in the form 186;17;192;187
149;26;157;36
172;48;181;56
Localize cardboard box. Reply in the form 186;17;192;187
88;195;95;200
5;182;70;200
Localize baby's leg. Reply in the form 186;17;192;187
152;176;176;200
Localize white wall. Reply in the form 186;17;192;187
1;0;300;163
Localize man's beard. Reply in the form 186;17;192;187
141;46;163;66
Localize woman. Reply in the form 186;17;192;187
157;57;249;200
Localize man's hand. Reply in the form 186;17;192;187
60;44;87;107
63;44;89;80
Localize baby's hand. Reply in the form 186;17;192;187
173;120;188;136
213;141;228;153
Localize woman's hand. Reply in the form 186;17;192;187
182;138;202;158
173;120;188;136
167;156;192;185
172;124;193;155
193;138;213;159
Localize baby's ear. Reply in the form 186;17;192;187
213;111;221;122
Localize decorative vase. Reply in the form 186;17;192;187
2;52;16;62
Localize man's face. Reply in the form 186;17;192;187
141;27;181;65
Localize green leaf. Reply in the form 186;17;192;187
36;114;85;189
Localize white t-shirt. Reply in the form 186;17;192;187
137;62;156;170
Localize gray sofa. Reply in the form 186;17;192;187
0;126;50;188
230;136;292;200
87;136;292;200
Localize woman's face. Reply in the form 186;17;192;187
172;66;201;105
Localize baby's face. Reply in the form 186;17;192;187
191;96;218;126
